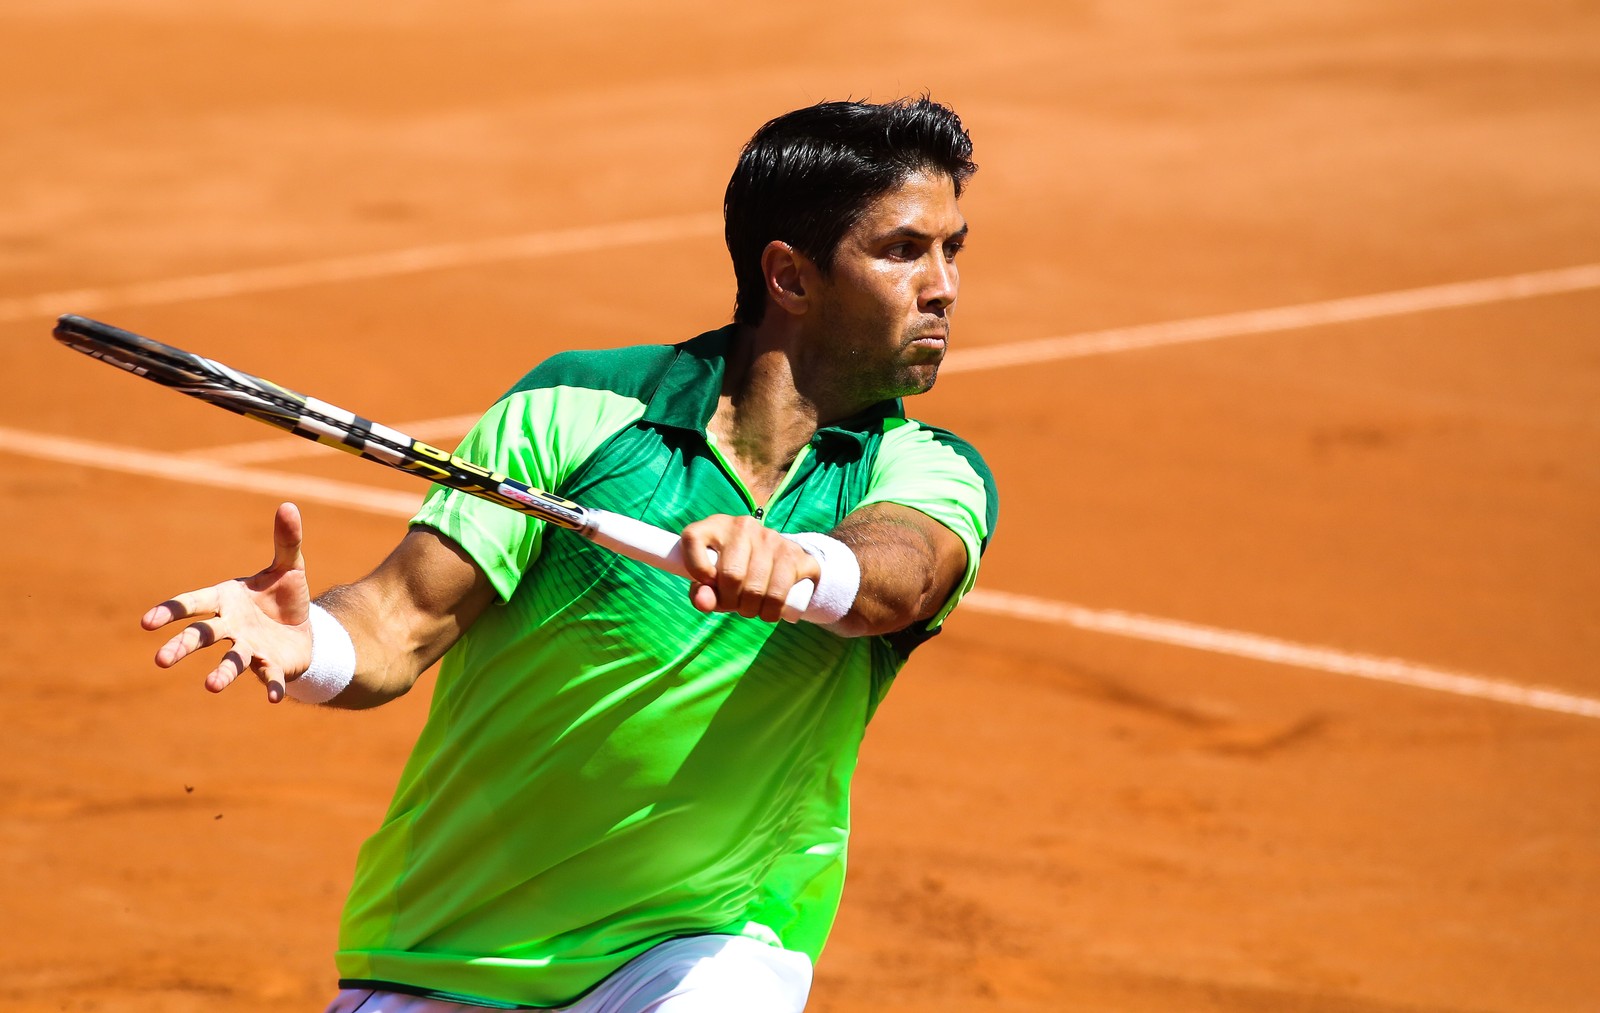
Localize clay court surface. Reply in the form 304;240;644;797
3;2;1598;1010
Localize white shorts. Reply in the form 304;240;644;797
323;935;813;1013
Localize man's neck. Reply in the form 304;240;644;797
707;321;866;505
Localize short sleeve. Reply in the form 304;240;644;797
853;420;998;627
409;372;649;601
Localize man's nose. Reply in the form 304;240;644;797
921;254;958;313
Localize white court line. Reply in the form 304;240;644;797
0;212;722;324
943;262;1600;372
2;423;1595;721
963;590;1600;720
172;260;1600;463
0;426;423;516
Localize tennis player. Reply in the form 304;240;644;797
146;96;998;1012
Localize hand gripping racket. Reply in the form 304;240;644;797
53;314;816;616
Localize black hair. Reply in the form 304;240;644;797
724;96;976;326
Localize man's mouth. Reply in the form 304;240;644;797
905;334;948;365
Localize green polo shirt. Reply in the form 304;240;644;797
334;326;997;1008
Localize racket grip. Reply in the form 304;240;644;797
583;509;817;620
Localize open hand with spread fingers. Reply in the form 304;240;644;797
142;502;314;703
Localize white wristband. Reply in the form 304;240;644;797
783;532;861;626
287;603;357;704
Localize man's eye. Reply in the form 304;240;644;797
944;242;965;261
886;243;915;259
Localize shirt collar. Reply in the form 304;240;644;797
639;326;731;431
641;325;906;451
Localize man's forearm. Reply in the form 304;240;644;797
310;583;430;709
304;528;498;709
830;507;967;638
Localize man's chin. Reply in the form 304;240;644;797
893;362;941;398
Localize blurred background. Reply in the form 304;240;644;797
2;2;1597;1010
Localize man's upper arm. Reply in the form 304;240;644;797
851;420;998;628
408;352;654;602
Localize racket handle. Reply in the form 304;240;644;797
584;509;816;620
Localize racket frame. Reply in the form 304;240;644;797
52;314;817;616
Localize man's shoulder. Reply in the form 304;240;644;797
497;342;680;405
875;414;998;524
882;416;991;477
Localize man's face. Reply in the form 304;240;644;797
805;169;967;405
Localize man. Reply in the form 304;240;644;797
145;96;998;1012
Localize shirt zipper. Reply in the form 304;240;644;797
703;431;812;526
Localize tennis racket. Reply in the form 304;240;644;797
53;314;815;616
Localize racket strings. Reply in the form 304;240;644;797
57;315;588;532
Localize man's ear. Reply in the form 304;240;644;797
761;241;815;317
